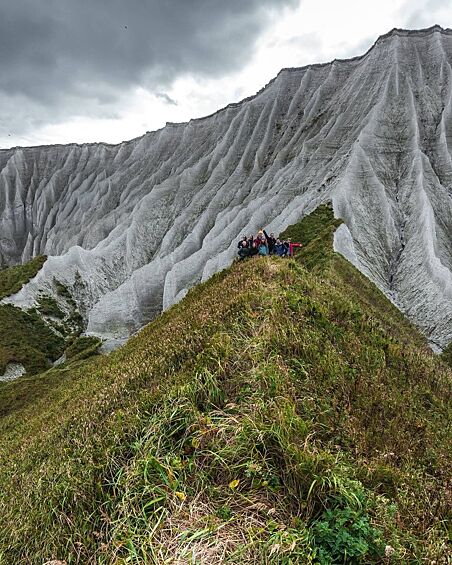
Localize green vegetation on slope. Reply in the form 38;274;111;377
440;341;452;368
0;258;94;375
0;206;450;564
64;335;103;362
0;257;67;374
0;304;64;375
36;293;66;319
0;255;46;300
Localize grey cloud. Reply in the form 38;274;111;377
156;93;178;106
281;32;323;51
0;0;298;142
401;0;450;29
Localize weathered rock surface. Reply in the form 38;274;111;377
0;363;26;382
2;25;452;348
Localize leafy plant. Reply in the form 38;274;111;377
311;506;385;564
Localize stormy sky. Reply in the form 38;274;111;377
0;0;451;148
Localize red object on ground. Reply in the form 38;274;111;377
289;243;302;256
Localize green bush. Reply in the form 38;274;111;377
0;304;65;374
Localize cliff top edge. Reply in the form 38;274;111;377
1;24;450;153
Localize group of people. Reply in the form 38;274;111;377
237;229;295;259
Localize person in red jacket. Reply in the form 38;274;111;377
255;231;269;256
289;240;303;256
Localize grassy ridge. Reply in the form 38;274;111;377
0;206;450;563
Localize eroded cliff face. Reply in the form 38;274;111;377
1;26;452;348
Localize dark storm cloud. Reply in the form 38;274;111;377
0;0;297;118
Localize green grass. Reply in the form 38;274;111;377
0;206;450;564
440;341;452;368
37;294;66;319
0;304;65;374
0;257;68;375
0;255;47;300
0;255;65;374
0;260;87;375
280;204;342;269
64;335;102;362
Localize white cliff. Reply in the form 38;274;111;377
2;25;452;348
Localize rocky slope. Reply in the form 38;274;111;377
1;25;452;348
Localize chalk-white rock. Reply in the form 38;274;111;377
0;363;26;382
2;26;452;347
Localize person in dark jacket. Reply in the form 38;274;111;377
237;236;249;259
248;235;258;256
275;238;287;257
283;238;291;256
263;230;276;254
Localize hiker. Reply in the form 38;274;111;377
274;238;287;257
283;238;291;256
263;230;276;254
237;236;249;259
256;230;265;239
237;229;298;259
256;231;269;256
248;235;259;256
253;231;263;249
